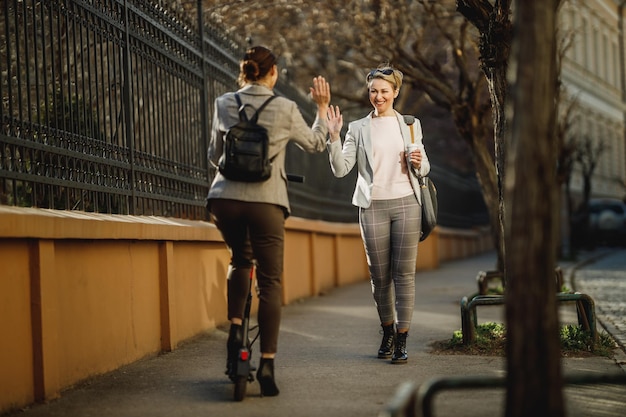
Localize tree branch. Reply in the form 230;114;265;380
456;0;493;31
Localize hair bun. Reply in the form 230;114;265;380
237;45;277;86
242;60;261;81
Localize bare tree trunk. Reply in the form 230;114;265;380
450;102;502;270
457;0;513;274
471;139;502;269
485;64;509;275
504;1;564;416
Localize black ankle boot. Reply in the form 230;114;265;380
377;324;395;359
391;332;408;364
257;358;279;397
225;324;243;379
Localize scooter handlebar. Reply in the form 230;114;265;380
287;174;305;183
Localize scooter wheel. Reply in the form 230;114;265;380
233;375;247;401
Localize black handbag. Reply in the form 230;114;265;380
405;116;438;241
417;174;437;241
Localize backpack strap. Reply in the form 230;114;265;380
234;93;244;118
254;95;277;120
257;96;278;163
234;93;277;123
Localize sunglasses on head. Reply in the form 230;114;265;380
368;68;394;78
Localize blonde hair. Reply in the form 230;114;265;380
366;66;403;91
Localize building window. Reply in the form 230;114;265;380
602;33;609;83
593;27;600;75
567;8;578;63
612;41;619;88
581;18;591;69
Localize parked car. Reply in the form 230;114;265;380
588;198;626;246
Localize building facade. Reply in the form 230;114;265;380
560;0;626;202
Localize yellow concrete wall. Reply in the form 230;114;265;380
167;242;231;348
438;226;493;262
0;241;34;411
46;240;162;395
335;235;370;287
0;206;491;414
416;228;440;271
310;233;337;295
283;230;314;304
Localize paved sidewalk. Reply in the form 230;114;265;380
5;250;626;417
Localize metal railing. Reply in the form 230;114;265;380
379;373;626;417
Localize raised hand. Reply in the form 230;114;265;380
310;76;331;107
327;105;343;142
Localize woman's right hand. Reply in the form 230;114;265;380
310;76;331;108
327;105;343;142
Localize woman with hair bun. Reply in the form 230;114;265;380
207;46;332;396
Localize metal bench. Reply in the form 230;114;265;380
460;292;597;345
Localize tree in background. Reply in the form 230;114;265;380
555;26;580;258
575;135;608;209
556;102;580;256
456;0;512;274
553;6;610;257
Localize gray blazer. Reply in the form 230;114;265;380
207;84;328;215
327;111;430;208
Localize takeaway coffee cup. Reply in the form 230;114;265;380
406;143;420;167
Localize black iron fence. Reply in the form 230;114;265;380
1;0;488;227
1;0;211;218
0;0;349;220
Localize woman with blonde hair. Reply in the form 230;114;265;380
326;66;430;363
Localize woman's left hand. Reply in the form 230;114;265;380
408;148;422;170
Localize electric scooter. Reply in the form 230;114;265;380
231;265;259;401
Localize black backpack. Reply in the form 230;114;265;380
218;93;277;182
